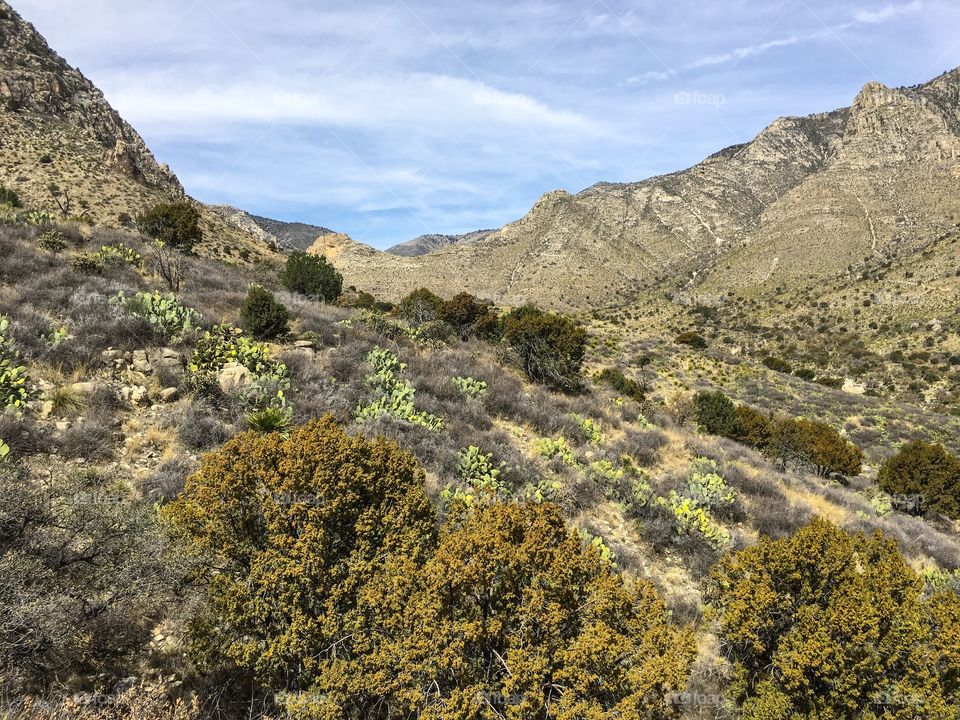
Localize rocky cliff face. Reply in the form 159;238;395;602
0;1;276;262
0;1;181;191
319;68;960;309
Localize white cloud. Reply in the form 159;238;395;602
855;1;924;24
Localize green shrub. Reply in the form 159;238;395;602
441;446;509;506
112;291;200;341
240;284;289;340
595;366;645;402
707;518;960;718
0;186;21;208
675;331;708;349
503;305;586;390
877;440;960;518
733;404;773;449
0;316;31;412
694;389;739;437
763;355;793;373
793;367;816;381
451;375;486;398
398;287;445;325
439;292;490;339
768;417;863;478
136;201;202;251
281;251;343;302
37;229;66;253
69;252;104;275
163;417;438;704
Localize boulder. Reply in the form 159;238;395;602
217;362;253;394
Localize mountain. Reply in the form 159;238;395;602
210;205;333;251
0;0;275;262
313;68;960;312
385;229;495;257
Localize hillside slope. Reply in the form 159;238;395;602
0;1;276;262
385;228;495;257
317;69;960;313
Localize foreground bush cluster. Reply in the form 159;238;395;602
0;204;958;720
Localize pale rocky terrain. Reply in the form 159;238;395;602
311;70;960;319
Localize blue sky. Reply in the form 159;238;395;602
15;0;960;248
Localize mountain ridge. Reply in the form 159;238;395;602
310;68;960;311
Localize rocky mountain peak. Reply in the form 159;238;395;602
0;0;181;192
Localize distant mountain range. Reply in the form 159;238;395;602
384;229;496;257
308;68;960;311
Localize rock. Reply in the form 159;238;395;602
132;349;151;373
217;362;253;394
154;348;183;376
121;385;150;406
69;381;97;396
40;400;55;418
55;420;70;432
294;340;314;348
159;387;178;403
101;348;124;362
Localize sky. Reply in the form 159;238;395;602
14;0;960;249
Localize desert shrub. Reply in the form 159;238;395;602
0;315;32;412
37;229;67;253
398;287;445;325
246;403;293;433
768;417;863;478
69;252;104;275
0;186;21;208
56;418;116;460
762;355;793;373
596;366;645;402
175;404;229;451
694;389;739;437
502;305;586;391
877;440;960;518
733;404;774;450
355;347;443;430
141;457;197;503
239;284;289;340
793;367;816;381
281;251;343;302
111;291;200;341
390;502;695;719
0;414;48;456
451;375;486;398
439;292;489;340
0;465;173;692
706;518;960;718
163;417;438;712
675;331;707;348
136;202;201;252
